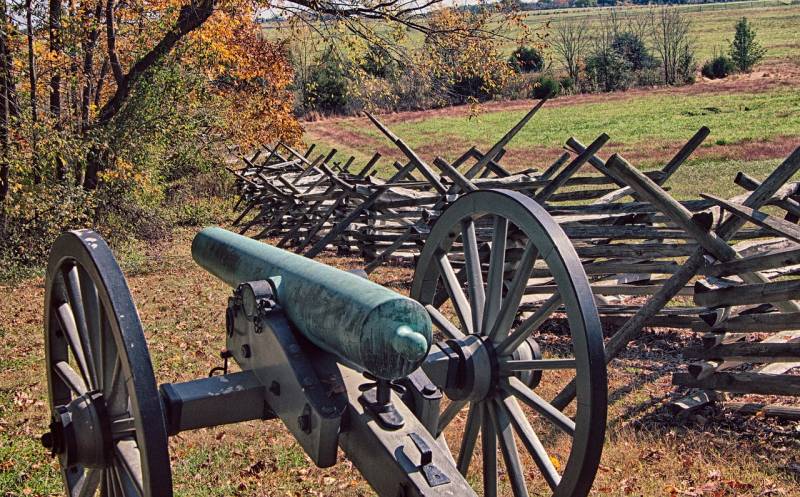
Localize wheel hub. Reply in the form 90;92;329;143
435;335;542;401
42;391;112;468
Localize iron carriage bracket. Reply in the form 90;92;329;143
225;279;348;468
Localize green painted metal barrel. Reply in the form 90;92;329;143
192;227;432;380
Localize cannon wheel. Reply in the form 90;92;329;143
411;189;607;497
43;230;172;497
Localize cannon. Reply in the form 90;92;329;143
40;189;607;497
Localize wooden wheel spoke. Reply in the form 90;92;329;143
481;403;497;497
105;358;128;416
488;399;530;497
437;399;467;436
504;376;575;436
56;303;93;387
62;265;99;387
457;402;482;476
497;293;562;356
111;416;136;438
461;218;486;334
114;439;144;496
425;304;466;340
54;361;88;396
435;251;473;334
101;468;111;497
488;241;538;342
500;358;577;373
483;216;508;334
78;266;103;388
500;392;561;490
101;314;119;399
71;467;102;497
108;465;125;497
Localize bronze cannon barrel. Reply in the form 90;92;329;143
192;227;432;379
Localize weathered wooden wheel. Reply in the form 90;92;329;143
42;230;172;497
411;189;607;497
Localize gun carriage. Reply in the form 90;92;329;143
39;189;607;497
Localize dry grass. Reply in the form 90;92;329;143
1;228;798;496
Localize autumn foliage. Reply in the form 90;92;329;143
0;0;302;272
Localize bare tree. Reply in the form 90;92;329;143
551;20;589;86
0;0;14;209
649;7;695;85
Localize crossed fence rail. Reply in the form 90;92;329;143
226;100;800;418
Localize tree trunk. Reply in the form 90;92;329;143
83;144;106;190
50;0;64;179
84;0;214;190
26;0;40;184
80;0;103;133
0;0;13;224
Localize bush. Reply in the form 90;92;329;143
612;32;656;72
677;49;697;85
701;55;735;79
634;67;663;87
585;50;633;92
0;184;96;269
559;76;575;95
302;49;350;114
508;46;544;73
530;75;560;99
361;46;397;79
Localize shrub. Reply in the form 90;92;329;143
361;46;397;79
729;17;766;73
0;184;96;269
530;75;560;99
612;32;656;71
452;75;487;101
508;46;544;73
634;67;663;87
677;49;697;85
559;76;575;94
302;49;350;114
701;55;735;79
585;50;633;92
450;63;509;104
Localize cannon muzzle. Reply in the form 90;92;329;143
192;227;431;379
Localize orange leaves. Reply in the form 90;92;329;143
178;1;299;149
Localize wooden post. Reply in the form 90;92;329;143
551;146;800;409
533;134;609;203
605;153;800;313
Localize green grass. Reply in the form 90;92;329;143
520;1;800;63
305;86;800;191
389;90;797;157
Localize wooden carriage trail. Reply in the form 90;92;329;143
227;99;800;420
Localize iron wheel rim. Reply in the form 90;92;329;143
412;189;607;497
44;229;172;497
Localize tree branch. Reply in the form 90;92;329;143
97;0;215;125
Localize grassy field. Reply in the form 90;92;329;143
305;78;800;200
2;228;799;497
519;0;800;63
